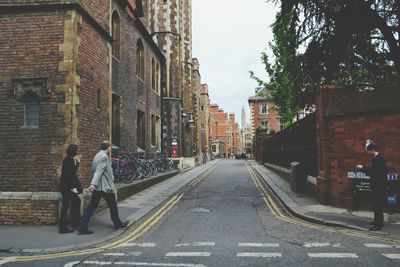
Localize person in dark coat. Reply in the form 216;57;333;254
356;140;388;231
59;144;82;233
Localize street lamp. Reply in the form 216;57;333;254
188;116;195;157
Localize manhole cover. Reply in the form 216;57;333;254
190;207;210;213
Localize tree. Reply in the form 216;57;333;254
250;7;303;128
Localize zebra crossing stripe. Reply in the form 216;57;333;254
236;253;282;258
238;243;279;247
307;253;358;258
382;254;400;259
118;243;157;247
104;253;125;256
304;242;341;248
175;242;215;247
165;252;211;257
364;243;393;248
83;261;207;267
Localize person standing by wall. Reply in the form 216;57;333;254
79;140;128;234
59;144;82;233
356;140;388;231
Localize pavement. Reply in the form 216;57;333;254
249;161;400;240
0;159;219;254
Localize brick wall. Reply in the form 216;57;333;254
316;86;400;207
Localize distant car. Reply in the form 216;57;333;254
235;153;246;159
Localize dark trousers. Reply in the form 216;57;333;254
60;192;81;230
373;204;384;228
79;191;123;230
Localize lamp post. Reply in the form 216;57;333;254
188;116;195;157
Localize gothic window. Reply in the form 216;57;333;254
97;89;101;109
137;110;146;149
151;114;156;146
151;58;156;90
112;94;121;146
112;11;120;59
156;63;160;94
136;40;145;80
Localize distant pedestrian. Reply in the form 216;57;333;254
59;144;82;233
356;140;388;231
79;140;128;234
202;151;207;164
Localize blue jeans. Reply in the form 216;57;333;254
80;191;123;230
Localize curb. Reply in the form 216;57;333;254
1;161;219;255
250;163;368;232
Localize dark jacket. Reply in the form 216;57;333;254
60;156;81;194
362;153;388;207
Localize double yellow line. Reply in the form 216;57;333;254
245;163;400;245
0;163;217;263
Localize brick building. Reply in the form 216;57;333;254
0;0;165;225
142;0;195;158
248;91;281;138
209;104;240;158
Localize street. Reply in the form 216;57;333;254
4;160;400;267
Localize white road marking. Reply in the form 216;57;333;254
383;254;400;259
84;262;206;267
64;262;81;267
236;252;282;258
0;257;17;266
364;243;393;248
238;243;279;247
118;243;157;247
104;253;125;256
165;252;211;257
304;242;342;248
307;253;358;258
131;252;143;256
175;242;215;247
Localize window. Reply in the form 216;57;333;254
112;11;120;59
136;40;145;80
137;110;146;149
156;63;160;94
212;145;217;153
260;104;268;114
151;58;156;90
156;116;161;150
112;94;121;146
260;120;268;129
201;106;204;111
97;89;101;109
151;114;156;146
24;99;40;127
201;123;205;129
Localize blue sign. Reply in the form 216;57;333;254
387;173;398;181
387;194;397;204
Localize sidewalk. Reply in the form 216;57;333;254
0;160;219;254
249;161;400;240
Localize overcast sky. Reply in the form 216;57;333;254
192;0;278;126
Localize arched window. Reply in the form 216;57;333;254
112;11;120;59
151;58;156;90
156;63;160;94
136;39;145;80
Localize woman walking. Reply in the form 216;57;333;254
59;144;82;233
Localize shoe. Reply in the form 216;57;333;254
114;221;129;230
59;228;73;234
369;226;382;231
78;229;94;235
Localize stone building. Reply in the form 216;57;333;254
198;84;210;158
142;0;194;158
0;0;164;225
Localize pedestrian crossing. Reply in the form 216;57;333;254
70;241;400;266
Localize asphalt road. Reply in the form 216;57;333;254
4;160;400;267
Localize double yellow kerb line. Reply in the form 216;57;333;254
245;163;400;245
0;164;217;263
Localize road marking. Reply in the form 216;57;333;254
83;261;112;265
131;252;143;256
0;257;17;266
382;254;400;259
238;243;279;247
304;242;342;248
364;243;393;248
165;252;211;257
118;243;157;248
175;242;215;247
104;253;125;256
237;253;282;258
64;262;81;267
307;253;358;258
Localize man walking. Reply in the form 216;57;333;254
356;140;388;231
79;141;128;234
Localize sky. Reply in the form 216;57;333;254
192;0;279;126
